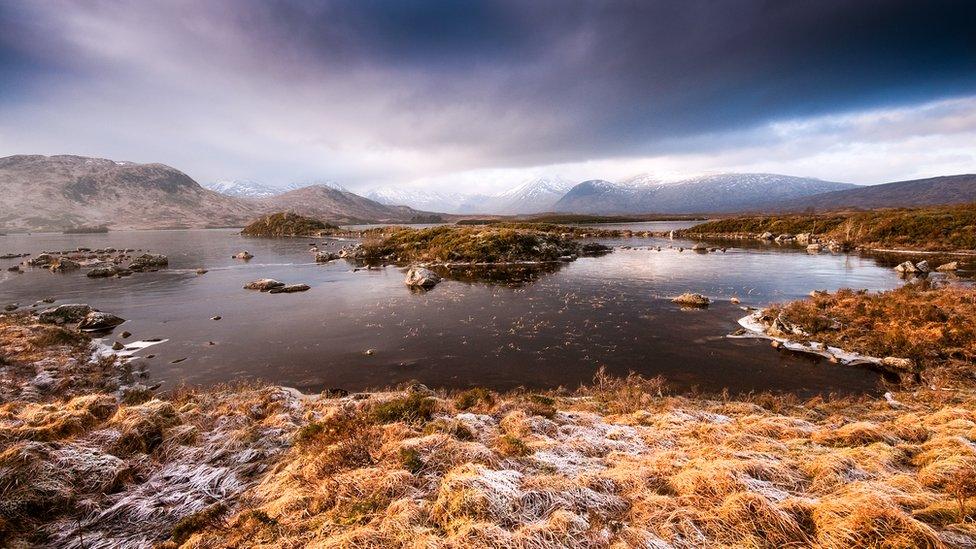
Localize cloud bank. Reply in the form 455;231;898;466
0;0;974;191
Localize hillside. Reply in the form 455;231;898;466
0;155;255;231
259;184;440;224
776;174;976;211
553;173;856;214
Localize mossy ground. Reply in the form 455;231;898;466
240;212;339;237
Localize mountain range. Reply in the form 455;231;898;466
552;174;859;214
3;154;974;231
0;155;433;231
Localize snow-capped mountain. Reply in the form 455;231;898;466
366;187;468;213
205;179;282;199
483;175;577;214
552;173;858;214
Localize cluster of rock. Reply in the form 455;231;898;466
6;247;171;278
894;260;958;276
37;303;126;331
243;279;310;293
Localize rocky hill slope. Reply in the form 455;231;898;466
774;174;976;211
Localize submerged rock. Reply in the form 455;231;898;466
38;304;93;324
691;243;708;252
404;267;441;289
315;251;340;263
672;293;710;307
233;251;254;260
78;311;126;331
243;278;285;291
86;265;131;278
268;283;310;294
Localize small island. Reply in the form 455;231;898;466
240;212;340;237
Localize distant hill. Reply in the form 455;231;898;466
0;155;255;231
775;174;976;211
553;173;856;214
0;155;443;231
258;184;439;224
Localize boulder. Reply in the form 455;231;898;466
795;233;811;244
78;311;126;331
774;233;795;242
937;261;959;272
315;251;340;263
404;267;441;289
87;265;131;278
49;258;81;272
806;243;822;253
243;278;285;291
268;283;310;294
691;243;708;252
758;232;774;240
672;293;710;307
915;260;931;273
128;253;168;272
233;251;254;260
38;304;93;324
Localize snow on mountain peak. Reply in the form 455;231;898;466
205;179;281;198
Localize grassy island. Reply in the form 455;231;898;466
359;225;612;264
240;212;340;237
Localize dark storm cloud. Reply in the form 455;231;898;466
0;0;974;184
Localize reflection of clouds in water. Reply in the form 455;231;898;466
0;230;920;395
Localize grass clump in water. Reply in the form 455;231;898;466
240;212;339;237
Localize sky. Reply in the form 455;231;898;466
1;0;975;194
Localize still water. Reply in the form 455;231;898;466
2;226;964;396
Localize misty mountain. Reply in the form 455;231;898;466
258;184;436;224
774;174;976;211
553;173;857;214
205;179;281;199
366;187;467;213
0;155;255;231
368;176;577;214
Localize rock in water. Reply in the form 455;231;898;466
243;279;285;291
404;267;441;289
894;261;918;273
233;251;254;260
915;260;931;273
937;261;959;272
672;293;711;307
268;283;310;294
38;304;93;324
315;251;340;263
128;253;169;272
87;265;131;278
78;311;126;331
691;243;708;252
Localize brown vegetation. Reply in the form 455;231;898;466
766;283;976;381
681;202;976;251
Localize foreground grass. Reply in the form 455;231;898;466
680;203;976;251
4;286;976;547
